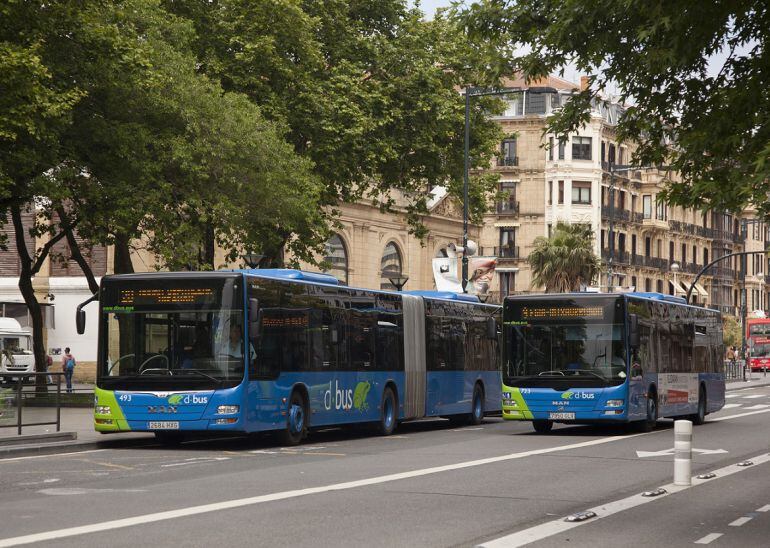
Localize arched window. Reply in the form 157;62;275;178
380;242;403;290
324;234;348;284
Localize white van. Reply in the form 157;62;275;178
0;318;35;383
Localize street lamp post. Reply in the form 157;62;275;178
387;274;410;292
242;252;264;269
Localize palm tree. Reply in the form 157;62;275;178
528;222;601;292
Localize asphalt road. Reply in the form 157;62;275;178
1;385;770;548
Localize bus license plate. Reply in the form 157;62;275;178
148;421;179;430
548;412;575;420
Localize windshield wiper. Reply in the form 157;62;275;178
171;368;223;385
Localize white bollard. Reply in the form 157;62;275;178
674;419;692;486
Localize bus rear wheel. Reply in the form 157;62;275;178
691;386;707;425
469;384;484;426
279;391;307;446
532;420;553;433
377;387;397;436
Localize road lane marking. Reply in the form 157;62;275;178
743;404;770;410
710;408;770;421
742;395;765;399
725;394;740;398
722;403;742;409
477;452;770;548
160;457;230;468
757;504;770;512
0;450;106;463
694;533;723;544
0;433;649;547
728;516;752;526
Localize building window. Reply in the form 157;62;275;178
499;272;516;297
324;234;348;284
645;278;652;292
631;276;637;289
572;136;592;160
548;137;554;161
500;139;517;166
558;180;564;204
608;143;616;164
681;243;687;265
704;248;709;265
656;279;663;293
503;93;524;116
643;195;652;219
601;140;606;162
572;181;591;205
499;229;517;258
548;180;553;205
631;234;637;257
656;239;662;258
645;237;651;257
655;197;666;220
693;245;697;265
525;90;547;114
631;195;637;215
380;241;403;290
669;241;675;262
558;138;566;160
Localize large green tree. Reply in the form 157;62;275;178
164;0;504;242
459;0;770;219
528;222;601;292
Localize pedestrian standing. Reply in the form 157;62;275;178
45;354;53;385
61;347;76;393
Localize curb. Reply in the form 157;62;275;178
0;431;76;447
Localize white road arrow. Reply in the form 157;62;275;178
636;447;728;458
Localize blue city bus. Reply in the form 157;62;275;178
84;269;501;444
501;292;725;433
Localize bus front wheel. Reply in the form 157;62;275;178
532;420;553;434
469;384;484;426
639;389;658;432
377;387;397;436
279;391;307;446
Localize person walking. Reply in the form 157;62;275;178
61;347;76;393
45;354;53;385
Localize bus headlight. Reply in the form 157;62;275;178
503;399;516;407
95;406;111;415
216;405;239;415
605;400;624;408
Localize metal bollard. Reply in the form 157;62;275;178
674;420;692;486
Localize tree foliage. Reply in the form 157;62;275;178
528;222;601;292
723;314;741;349
459;0;770;219
164;0;504;237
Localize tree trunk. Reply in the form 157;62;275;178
202;221;215;269
114;232;135;274
57;206;99;294
11;205;48;394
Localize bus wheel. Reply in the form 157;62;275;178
469;384;484;426
532;420;553;434
639;390;658;432
377;387;397;436
279;391;306;446
691;386;707;425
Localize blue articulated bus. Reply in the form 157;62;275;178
87;269;501;444
501;292;725;433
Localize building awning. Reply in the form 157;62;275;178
496;267;520;273
494;221;521;228
669;280;688;296
694;282;709;297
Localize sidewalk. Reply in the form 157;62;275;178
3;374;770;458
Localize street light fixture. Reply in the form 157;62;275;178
670;261;680;296
242;252;264;269
387;273;410;292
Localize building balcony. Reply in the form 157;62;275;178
482;245;520;259
496;200;520;215
602;249;630;265
629;255;670;270
641;217;669;231
601;206;633;223
496;156;519;168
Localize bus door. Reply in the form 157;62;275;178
401;294;426;420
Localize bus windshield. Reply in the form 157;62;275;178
503;296;626;387
749;323;770;336
98;276;244;390
751;342;770;358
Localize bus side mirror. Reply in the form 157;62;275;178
248;298;261;340
487;317;498;339
76;309;86;335
629;314;640;348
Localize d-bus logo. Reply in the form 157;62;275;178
167;394;209;405
561;391;595;400
323;381;370;411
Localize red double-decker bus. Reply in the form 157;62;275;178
746;317;770;372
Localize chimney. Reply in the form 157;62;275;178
580;75;590;91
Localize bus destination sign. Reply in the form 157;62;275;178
120;287;215;306
521;306;604;320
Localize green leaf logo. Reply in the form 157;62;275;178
561;391;574;400
167;394;183;405
353;382;371;411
